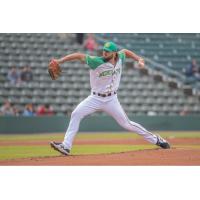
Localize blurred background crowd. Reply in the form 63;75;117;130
0;33;200;117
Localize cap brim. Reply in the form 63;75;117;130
103;47;115;52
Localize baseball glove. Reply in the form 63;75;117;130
48;59;62;80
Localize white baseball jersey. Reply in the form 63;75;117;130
85;51;126;94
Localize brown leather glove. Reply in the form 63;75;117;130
48;59;62;80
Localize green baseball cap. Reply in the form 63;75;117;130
103;42;118;52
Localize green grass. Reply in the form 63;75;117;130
71;144;156;155
0;131;200;161
0;145;58;160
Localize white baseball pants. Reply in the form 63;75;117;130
63;94;158;150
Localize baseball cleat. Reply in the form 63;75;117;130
156;135;170;149
50;141;70;155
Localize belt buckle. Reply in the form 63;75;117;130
93;92;116;97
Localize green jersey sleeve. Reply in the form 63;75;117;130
118;51;126;63
85;55;105;70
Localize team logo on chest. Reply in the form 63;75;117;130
99;68;121;78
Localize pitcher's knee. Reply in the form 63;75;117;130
120;121;132;131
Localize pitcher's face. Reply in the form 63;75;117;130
102;51;115;61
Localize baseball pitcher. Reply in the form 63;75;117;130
49;41;170;155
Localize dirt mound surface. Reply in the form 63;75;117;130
1;148;200;166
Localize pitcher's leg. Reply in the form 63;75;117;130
103;96;158;144
63;96;101;150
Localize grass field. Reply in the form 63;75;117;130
0;131;200;161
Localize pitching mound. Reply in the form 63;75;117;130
1;147;200;166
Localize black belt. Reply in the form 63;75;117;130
93;91;116;97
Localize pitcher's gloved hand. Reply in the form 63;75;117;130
48;59;62;80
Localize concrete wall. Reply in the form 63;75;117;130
0;115;200;134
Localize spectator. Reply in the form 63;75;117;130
36;104;54;116
36;105;46;116
183;59;199;77
20;66;33;83
0;100;15;116
84;33;98;55
13;106;21;116
7;66;21;85
22;104;35;116
45;104;54;115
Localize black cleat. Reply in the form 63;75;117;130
50;141;70;155
156;135;170;149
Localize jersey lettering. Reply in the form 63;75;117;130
99;68;121;78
